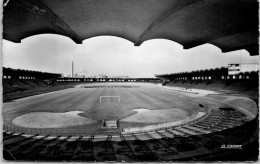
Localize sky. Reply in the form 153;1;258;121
2;34;259;78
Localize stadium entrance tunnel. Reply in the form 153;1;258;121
101;120;118;129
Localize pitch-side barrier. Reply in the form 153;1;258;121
121;111;208;134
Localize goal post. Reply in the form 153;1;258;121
100;96;120;103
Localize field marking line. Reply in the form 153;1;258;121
100;96;120;103
160;88;199;94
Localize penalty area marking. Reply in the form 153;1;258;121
100;96;120;103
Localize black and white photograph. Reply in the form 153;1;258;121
2;0;259;162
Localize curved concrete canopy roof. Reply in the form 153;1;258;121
3;0;259;55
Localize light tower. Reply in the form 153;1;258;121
72;60;74;77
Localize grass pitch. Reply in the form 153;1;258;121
4;82;208;134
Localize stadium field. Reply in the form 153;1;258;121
3;83;218;134
4;82;257;136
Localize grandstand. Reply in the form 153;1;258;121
157;66;259;101
2;67;73;102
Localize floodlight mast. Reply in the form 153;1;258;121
72;61;74;78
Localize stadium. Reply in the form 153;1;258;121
2;0;259;162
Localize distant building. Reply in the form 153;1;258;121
74;73;86;78
228;63;259;75
75;75;85;78
109;76;129;78
88;76;96;78
97;74;108;78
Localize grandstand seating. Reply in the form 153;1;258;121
20;80;40;88
2;79;86;102
33;80;48;87
2;67;67;98
166;79;258;99
3;105;254;161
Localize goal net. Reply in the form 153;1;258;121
100;96;120;103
